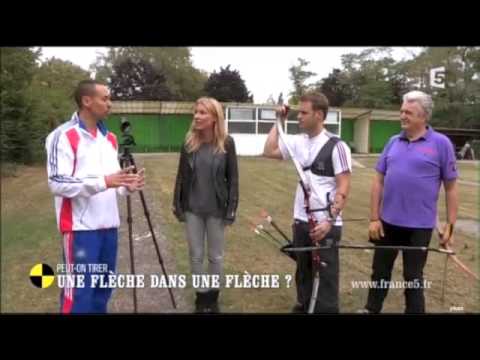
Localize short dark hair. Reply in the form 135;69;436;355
300;92;329;120
74;80;105;109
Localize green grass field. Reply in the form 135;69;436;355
1;156;478;313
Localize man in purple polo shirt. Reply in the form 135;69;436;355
363;90;458;314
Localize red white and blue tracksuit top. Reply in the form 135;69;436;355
45;112;129;233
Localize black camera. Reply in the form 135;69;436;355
120;117;136;149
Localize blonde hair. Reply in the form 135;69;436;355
185;97;227;154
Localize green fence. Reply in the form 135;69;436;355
104;114;192;152
103;114;402;154
341;118;355;151
369;120;401;153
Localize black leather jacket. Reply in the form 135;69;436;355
173;135;239;224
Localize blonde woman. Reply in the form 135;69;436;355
173;97;239;313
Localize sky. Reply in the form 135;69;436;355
39;46;422;104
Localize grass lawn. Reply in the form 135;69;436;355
1;155;478;313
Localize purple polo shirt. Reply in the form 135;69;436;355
376;126;458;229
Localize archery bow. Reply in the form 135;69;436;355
435;220;479;304
283;242;455;254
275;101;325;314
436;222;478;281
254;209;470;306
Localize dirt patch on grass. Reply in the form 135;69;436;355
108;157;188;313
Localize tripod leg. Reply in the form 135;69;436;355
138;190;177;309
126;194;138;313
127;153;177;310
121;156;138;313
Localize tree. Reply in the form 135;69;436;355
401;47;480;128
91;47;208;101
1;47;40;165
203;65;253;102
109;57;172;100
388;61;411;105
288;58;317;105
290;47;479;128
338;48;398;109
24;57;91;164
315;68;351;107
28;57;91;132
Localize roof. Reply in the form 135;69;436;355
110;101;400;120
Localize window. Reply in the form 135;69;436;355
228;122;256;134
325;111;339;124
228;107;256;134
286;121;300;135
325;124;339;134
259;109;276;120
229;108;255;121
225;106;341;136
257;108;276;134
258;122;276;134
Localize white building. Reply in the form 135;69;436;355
224;103;342;156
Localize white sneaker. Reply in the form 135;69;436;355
356;308;371;314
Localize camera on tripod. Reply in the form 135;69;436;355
116;117;177;312
120;117;136;151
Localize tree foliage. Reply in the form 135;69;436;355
204;65;253;102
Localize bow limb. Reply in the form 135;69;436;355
308;273;320;314
445;237;478;281
436;222;479;281
276;117;308;186
276;116;325;206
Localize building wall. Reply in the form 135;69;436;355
230;134;269;156
105;114;192;152
369;120;401;153
105;101;402;154
340;118;354;146
103;114;401;154
354;114;370;153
